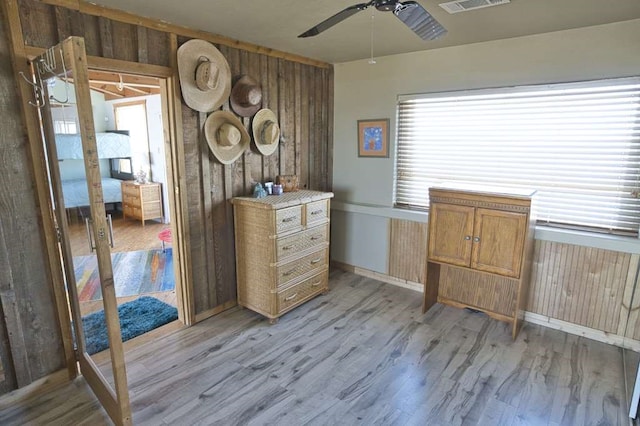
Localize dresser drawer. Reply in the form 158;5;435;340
276;224;328;260
275;206;303;234
123;205;141;219
276;248;328;286
121;182;138;196
305;200;329;226
277;270;328;313
141;185;160;200
123;194;141;208
144;203;162;219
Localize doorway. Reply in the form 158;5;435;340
57;70;182;327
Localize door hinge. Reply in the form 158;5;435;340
55;225;62;242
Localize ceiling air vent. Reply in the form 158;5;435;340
439;0;510;14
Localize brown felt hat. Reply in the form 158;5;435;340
230;75;262;117
205;111;250;164
177;39;231;113
252;109;280;156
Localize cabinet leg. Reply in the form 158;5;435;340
424;262;441;313
268;317;279;325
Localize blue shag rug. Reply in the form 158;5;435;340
82;296;178;355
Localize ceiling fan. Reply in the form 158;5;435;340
298;0;447;41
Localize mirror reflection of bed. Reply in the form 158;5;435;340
52;78;176;330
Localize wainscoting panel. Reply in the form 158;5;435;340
388;218;428;285
528;240;637;335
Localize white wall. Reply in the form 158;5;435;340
331;19;640;272
106;94;170;223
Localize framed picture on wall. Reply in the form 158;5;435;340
357;118;389;158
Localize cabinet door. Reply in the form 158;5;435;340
428;203;474;267
471;208;527;278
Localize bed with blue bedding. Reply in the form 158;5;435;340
56;132;132;209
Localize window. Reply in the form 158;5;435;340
53;119;77;134
395;77;640;235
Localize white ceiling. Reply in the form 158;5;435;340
91;0;640;64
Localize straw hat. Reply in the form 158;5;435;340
230;75;262;117
252;108;280;156
205;111;250;164
177;39;231;113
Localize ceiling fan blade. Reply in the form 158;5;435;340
298;3;370;38
394;1;447;41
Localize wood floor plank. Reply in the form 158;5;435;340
0;269;631;426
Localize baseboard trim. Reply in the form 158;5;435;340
524;312;640;352
0;369;70;409
331;261;424;293
332;260;640;351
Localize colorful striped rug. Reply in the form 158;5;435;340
73;248;174;302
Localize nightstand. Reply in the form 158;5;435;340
121;181;163;226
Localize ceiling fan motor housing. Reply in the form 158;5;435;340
375;0;398;11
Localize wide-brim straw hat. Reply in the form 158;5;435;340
252;108;280;156
205;111;250;164
178;39;231;113
230;75;262;117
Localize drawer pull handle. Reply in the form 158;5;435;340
283;269;295;277
473;236;480;243
311;258;322;265
310;235;321;241
310;210;323;215
311;281;321;287
464;235;471;241
282;245;293;250
285;293;298;301
282;217;296;223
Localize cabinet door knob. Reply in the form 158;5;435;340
473;236;480;242
464;235;471;240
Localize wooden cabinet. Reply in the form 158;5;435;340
121;181;163;226
424;185;536;339
232;190;334;323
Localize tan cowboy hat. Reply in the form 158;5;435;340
252;108;280;156
205;111;250;164
177;39;231;113
230;75;262;117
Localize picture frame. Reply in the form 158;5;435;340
357;118;389;158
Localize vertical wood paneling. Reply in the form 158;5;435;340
528;241;632;334
110;21;136;62
181;104;209;313
267;56;280;181
299;65;309;189
18;0;56;48
136;26;148;63
247;51;262;186
146;28;169;66
80;14;100;57
389;219;428;284
0;0;67;394
98;17;113;58
11;0;334;331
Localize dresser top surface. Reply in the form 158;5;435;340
232;190;334;209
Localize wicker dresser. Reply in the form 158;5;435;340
232;190;334;323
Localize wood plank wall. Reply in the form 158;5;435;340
388;218;428;284
387;218;640;341
0;3;66;394
0;0;332;395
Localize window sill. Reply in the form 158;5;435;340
331;200;640;254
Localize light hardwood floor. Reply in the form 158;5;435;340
67;208;167;256
0;269;631;425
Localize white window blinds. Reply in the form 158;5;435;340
395;77;640;234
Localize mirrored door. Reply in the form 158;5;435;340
32;36;131;425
